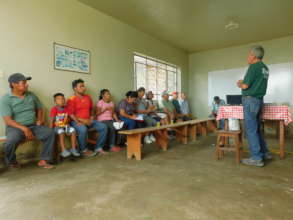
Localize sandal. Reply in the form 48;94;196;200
38;160;55;169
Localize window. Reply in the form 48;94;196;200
134;54;181;100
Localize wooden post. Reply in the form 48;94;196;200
279;120;285;159
127;133;142;160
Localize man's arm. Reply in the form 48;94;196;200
2;116;35;140
49;117;54;129
237;80;249;90
36;108;44;125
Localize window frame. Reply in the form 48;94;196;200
133;53;180;100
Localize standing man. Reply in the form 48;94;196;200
237;45;271;167
0;73;55;169
67;79;107;156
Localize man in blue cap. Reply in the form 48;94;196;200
0;73;55;169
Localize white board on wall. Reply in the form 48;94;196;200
208;62;293;106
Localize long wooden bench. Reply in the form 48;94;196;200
119;118;217;160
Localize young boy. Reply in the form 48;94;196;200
50;93;80;158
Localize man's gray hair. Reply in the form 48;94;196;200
250;45;265;60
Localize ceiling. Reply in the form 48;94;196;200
78;0;293;53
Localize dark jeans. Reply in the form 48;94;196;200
4;125;55;165
71;120;107;152
120;117;145;130
101;120;116;148
243;96;268;160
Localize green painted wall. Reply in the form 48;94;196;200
188;35;293;118
0;0;188;136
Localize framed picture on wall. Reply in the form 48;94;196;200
54;43;91;74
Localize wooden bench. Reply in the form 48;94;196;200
119;118;217;160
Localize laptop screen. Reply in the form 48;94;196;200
226;95;242;105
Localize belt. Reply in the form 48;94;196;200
242;96;263;100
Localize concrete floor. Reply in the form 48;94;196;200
0;134;293;220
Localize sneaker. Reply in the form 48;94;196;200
60;150;71;158
241;158;264;167
94;149;108;155
263;153;273;160
70;148;81;157
149;134;156;142
144;135;152;144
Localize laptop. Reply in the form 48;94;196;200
226;95;242;105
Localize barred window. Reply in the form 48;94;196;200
134;54;181;100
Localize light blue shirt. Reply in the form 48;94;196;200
212;99;225;114
179;100;190;114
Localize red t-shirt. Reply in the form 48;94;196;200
50;106;70;127
67;94;93;119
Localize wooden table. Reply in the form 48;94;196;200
217;105;292;159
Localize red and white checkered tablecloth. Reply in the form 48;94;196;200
216;105;293;126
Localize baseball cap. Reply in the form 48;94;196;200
161;91;169;96
8;73;32;84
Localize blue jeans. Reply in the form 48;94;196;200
71;120;107;152
243;97;268;160
219;119;225;130
4;125;55;164
120;117;136;130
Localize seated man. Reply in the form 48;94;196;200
171;91;182;116
146;91;168;125
211;96;225;129
0;73;55;169
159;91;180;123
136;87;156;144
179;92;193;121
67;79;107;156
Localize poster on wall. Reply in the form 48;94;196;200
54;43;91;74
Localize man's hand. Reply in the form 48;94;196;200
21;127;35;140
237;79;249;90
84;119;93;126
237;80;243;88
36;120;44;126
130;115;137;120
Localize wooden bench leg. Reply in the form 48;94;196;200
154;129;168;151
207;120;217;132
224;119;229;145
279;120;285;159
127;134;142;160
200;122;207;137
188;125;197;141
181;126;188;144
174;126;188;144
234;136;241;164
52;138;60;164
215;135;221;160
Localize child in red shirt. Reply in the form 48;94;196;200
49;93;80;158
